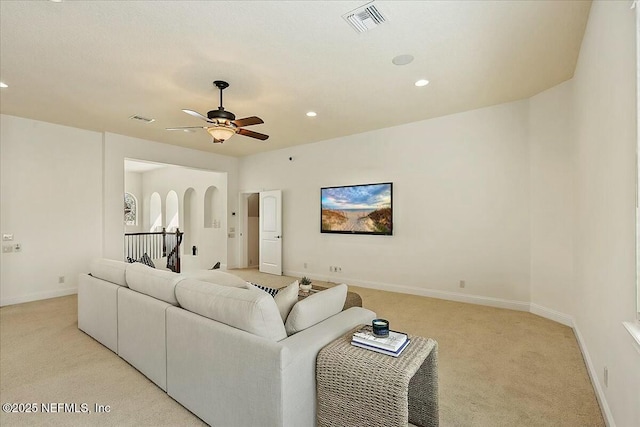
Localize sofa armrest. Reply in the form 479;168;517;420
280;307;376;364
77;273;120;353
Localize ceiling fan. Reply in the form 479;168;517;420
167;80;269;143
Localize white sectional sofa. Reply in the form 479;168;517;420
78;258;376;427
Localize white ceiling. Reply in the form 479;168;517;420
0;0;591;158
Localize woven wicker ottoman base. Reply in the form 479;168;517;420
316;327;439;427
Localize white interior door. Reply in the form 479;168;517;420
259;190;282;275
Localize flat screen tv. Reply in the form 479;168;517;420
321;182;392;235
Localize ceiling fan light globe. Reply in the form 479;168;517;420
206;126;236;142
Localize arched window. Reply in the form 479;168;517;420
124;192;137;225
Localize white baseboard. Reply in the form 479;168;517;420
283;269;530;312
529;303;574;327
0;287;77;307
572;324;616;427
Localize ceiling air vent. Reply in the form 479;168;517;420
129;114;155;124
342;1;386;33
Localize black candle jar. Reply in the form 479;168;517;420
372;319;389;337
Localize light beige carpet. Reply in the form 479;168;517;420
0;270;604;427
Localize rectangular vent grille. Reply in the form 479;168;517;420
129;115;155;124
343;2;386;33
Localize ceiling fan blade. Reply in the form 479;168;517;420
232;116;264;127
237;128;269;141
182;109;213;122
166;126;205;131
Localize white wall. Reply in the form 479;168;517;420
103;132;239;268
0;120;239;305
0;115;103;306
571;1;639;425
240;100;532;305
528;80;575;322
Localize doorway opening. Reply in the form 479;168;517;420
239;190;282;275
239;192;260;268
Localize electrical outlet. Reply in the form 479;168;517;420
2;234;13;241
460;280;466;288
604;366;608;387
304;262;308;269
337;267;342;273
58;276;65;284
14;243;21;252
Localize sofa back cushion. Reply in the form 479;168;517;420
89;258;128;287
180;270;248;288
125;262;183;306
175;279;287;342
285;284;348;335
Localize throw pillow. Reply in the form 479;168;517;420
273;280;299;322
285;284;347;335
246;282;279;297
126;253;155;268
139;253;155;268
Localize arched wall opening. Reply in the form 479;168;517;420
149;192;162;232
204;186;221;229
166;190;179;231
184;188;197;252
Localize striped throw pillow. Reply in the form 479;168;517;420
126;253;156;269
247;282;279;297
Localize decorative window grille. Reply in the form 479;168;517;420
124;192;137;226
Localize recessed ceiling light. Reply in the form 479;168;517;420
415;79;429;87
392;54;414;66
0;82;8;88
306;111;317;117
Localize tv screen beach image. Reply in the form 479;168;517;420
321;183;392;234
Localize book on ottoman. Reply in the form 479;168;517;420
351;325;409;356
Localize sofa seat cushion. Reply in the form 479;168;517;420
285;284;348;335
180;270;247;288
176;279;287;342
125;262;184;306
89;258;128;287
